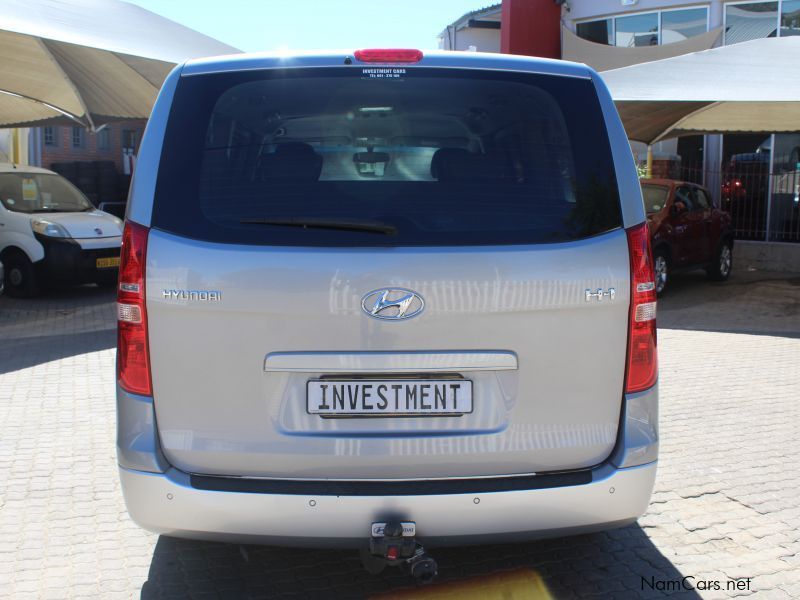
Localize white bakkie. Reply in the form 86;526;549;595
0;163;122;296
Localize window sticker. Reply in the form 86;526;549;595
22;178;39;202
361;67;406;79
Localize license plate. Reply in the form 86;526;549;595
307;380;473;416
96;256;120;269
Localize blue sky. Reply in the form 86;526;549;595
125;0;493;52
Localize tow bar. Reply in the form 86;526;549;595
360;521;438;584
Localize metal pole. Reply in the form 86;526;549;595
765;134;775;242
646;145;653;178
11;128;20;164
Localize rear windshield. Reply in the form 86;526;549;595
152;67;621;246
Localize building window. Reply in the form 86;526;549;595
122;129;138;150
576;8;709;47
780;0;800;36
662;8;709;43
97;128;111;150
725;2;779;44
615;12;659;47
72;126;84;148
576;19;613;45
43;126;58;147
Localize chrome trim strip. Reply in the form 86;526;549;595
264;351;519;373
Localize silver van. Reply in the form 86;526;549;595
117;49;658;578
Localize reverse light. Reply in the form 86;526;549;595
625;223;658;393
354;48;423;63
117;221;152;396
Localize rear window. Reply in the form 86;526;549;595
641;184;669;215
153;67;621;246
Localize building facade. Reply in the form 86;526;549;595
35;120;146;175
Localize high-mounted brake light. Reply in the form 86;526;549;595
625;223;658;393
117;221;152;396
354;49;423;63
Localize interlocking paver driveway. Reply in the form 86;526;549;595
1;270;798;599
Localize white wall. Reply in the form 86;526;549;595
439;26;501;52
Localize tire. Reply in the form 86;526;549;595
708;240;733;281
3;252;40;298
653;248;669;296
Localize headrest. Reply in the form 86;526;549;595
430;148;504;182
260;142;323;181
430;148;470;181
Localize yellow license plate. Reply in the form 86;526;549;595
96;256;120;269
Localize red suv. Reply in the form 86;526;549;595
641;179;734;295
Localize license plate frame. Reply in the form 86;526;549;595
96;256;120;269
306;379;473;417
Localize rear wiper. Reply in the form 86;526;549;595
240;217;396;235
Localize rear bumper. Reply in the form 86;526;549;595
117;384;658;547
119;461;656;548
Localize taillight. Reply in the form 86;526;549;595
354;48;423;63
625;223;658;393
117;221;152;396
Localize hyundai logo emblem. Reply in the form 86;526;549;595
94;227;103;235
361;288;424;321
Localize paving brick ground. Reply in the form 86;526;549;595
1;269;798;599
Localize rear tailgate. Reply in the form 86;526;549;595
147;230;629;479
145;62;629;480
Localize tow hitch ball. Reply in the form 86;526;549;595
363;521;438;583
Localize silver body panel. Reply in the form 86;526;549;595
146;228;631;479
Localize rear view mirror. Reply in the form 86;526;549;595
353;152;390;164
353;151;390;177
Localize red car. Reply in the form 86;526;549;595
641;179;734;295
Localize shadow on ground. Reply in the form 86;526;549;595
141;526;700;599
0;284;116;374
657;269;800;338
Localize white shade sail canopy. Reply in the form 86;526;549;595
601;37;800;145
0;0;240;129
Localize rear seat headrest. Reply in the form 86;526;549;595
430;148;470;181
430;148;505;182
260;142;323;181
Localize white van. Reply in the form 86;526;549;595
0;164;122;296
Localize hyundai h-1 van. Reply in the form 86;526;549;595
116;49;658;574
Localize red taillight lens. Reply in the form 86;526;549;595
117;221;151;396
625;223;658;393
354;48;423;63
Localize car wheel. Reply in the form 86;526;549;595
4;252;40;298
653;250;669;296
708;241;733;281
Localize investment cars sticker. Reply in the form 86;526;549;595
361;67;406;79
